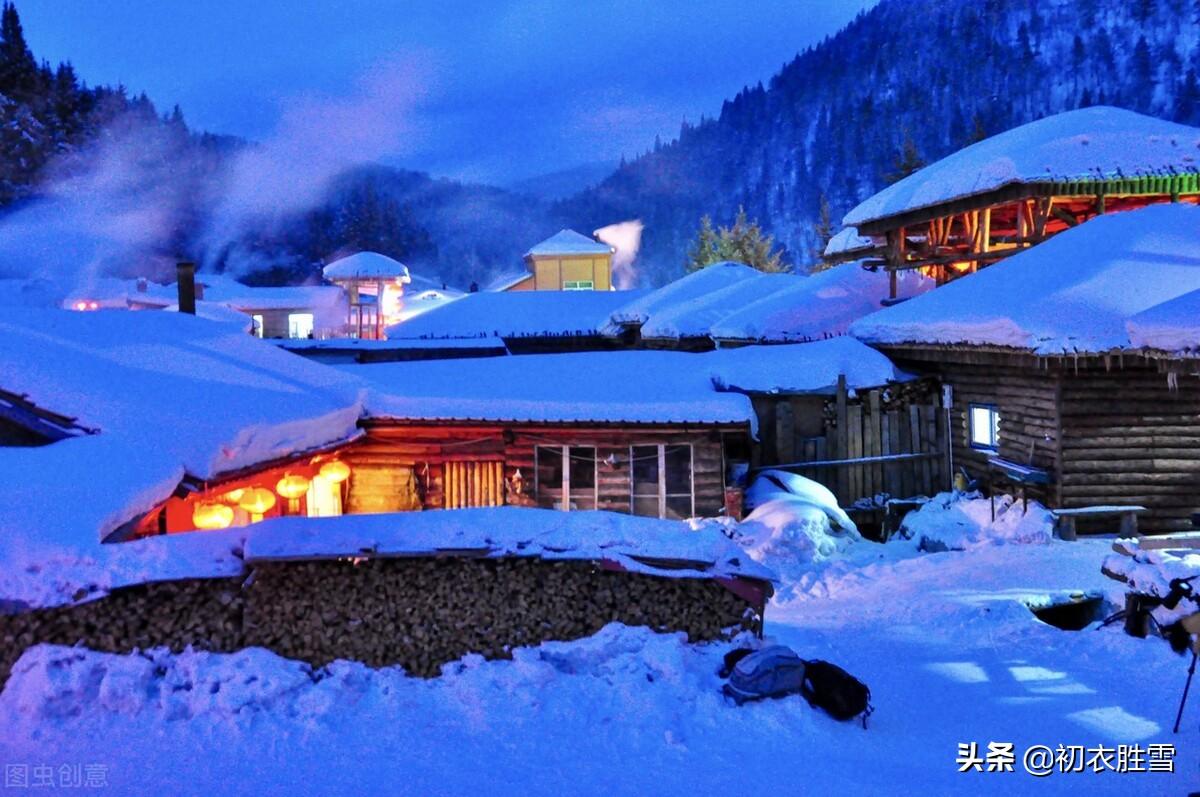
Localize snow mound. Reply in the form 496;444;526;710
731;472;862;586
1102;543;1200;626
4;624;733;725
900;492;1054;552
737;497;861;570
745;470;857;534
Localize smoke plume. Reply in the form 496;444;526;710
594;219;643;289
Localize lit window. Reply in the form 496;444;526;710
969;404;1000;451
535;446;597;510
287;312;314;339
563;280;594;290
251;314;264;338
631;444;694;518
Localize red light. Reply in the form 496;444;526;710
74;301;88;311
87;301;98;310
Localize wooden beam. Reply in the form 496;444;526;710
1051;206;1079;227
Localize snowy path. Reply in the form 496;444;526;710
1;539;1197;795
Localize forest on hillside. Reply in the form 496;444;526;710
1;0;1197;288
560;0;1200;284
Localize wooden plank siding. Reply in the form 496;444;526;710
749;382;947;506
344;421;741;519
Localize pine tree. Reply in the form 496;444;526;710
810;192;835;269
1130;36;1154;108
885;129;925;184
1179;69;1200;123
685;215;719;272
0;1;37;99
686;207;787;273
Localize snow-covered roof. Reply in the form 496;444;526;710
322;251;412;281
710;337;911;395
525;229;615;257
1126;289;1200;354
639;273;803;340
823;227;875;258
163;300;255;332
710;263;933;343
850;204;1200;355
61;276;176;310
606;261;762;333
281;336;507;352
0;308;364;558
243;508;775;583
198;273;346;312
348;350;756;427
484;269;535;292
387;289;646;340
407;271;464;296
845;107;1200;227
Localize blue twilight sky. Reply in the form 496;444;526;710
17;0;874;185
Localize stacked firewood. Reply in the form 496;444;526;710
0;578;245;683
243;557;756;677
0;557;759;684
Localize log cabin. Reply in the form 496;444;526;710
850;204;1200;533
124;349;762;537
832;107;1200;297
134;340;943;538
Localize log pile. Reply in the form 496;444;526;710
0;578;245;684
0;557;760;684
243;557;757;677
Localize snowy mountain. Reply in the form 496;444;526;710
559;0;1200;284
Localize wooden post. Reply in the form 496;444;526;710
835;375;849;502
977;206;991;272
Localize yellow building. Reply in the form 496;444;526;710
496;229;615;291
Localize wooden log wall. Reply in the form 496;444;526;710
347;423;739;518
0;558;763;685
883;353;1060;498
885;346;1200;534
1059;366;1200;533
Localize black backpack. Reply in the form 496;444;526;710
800;659;874;727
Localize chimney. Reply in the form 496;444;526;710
136;277;148;293
176;261;196;315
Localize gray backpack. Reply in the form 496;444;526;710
722;645;807;705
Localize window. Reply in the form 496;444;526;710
288;312;314;339
535;446;597;510
968;404;1000;451
251;314;264;338
563;280;594;290
631;444;694;519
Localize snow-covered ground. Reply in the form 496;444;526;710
2;496;1196;795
